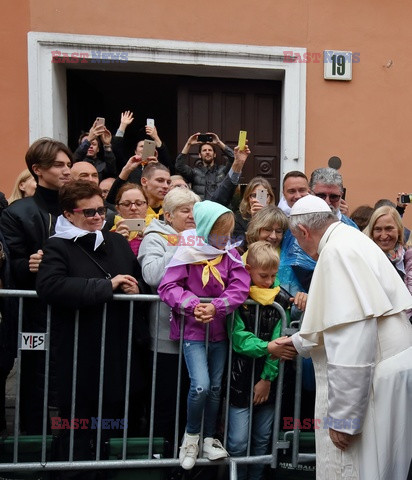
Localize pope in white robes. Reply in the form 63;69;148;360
274;195;412;480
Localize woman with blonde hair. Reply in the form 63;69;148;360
245;205;289;253
364;205;406;279
8;169;36;204
245;205;307;316
232;176;275;249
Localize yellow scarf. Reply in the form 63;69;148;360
158;232;179;246
146;206;163;225
194;255;224;289
249;285;281;306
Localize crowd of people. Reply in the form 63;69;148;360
0;112;411;480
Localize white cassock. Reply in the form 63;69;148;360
292;222;412;480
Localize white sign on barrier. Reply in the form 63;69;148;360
21;333;45;350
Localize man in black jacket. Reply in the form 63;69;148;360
175;132;234;200
1;137;72;433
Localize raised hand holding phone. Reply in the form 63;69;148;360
256;188;268;206
141;139;156;164
238;130;247;151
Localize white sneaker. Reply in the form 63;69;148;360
202;437;229;460
179;432;199;470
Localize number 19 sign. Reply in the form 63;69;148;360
324;50;352;81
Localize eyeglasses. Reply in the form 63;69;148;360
117;200;147;208
72;206;107;217
314;192;341;202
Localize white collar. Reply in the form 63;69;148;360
52;215;105;250
278;196;291;217
318;221;342;255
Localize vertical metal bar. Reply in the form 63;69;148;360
69;310;80;462
41;305;51;463
96;303;107;461
121;300;134;461
290;315;304;468
246;303;260;457
291;355;303;467
13;297;24;463
199;321;209;447
148;300;161;460
270;302;287;469
229;459;238;480
174;312;186;458
223;312;234;447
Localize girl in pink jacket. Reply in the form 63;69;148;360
158;200;250;470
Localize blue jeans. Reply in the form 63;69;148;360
183;340;228;438
227;404;275;480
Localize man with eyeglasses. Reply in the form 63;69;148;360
309;167;358;228
1;138;72;434
279;168;358;293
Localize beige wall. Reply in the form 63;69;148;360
2;0;411;225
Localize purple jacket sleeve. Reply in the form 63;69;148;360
158;264;201;315
211;251;250;321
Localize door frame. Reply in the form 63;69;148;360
28;32;306;177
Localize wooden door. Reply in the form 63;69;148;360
178;77;281;199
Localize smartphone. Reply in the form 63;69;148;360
122;219;145;231
400;194;412;204
146;118;155;127
256;188;268;206
197;134;213;143
95;117;105;127
238;130;247;150
141;139;156;162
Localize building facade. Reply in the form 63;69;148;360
2;0;411;224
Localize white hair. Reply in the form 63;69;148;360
162;188;200;216
289;211;338;232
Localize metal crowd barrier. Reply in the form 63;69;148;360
0;289;315;479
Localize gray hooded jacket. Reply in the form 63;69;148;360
137;219;180;354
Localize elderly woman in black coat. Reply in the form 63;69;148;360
36;181;148;474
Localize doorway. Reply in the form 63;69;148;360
67;70;281;192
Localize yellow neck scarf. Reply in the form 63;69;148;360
146;206;163;224
194;255;224;289
158;233;179;246
249;285;281;306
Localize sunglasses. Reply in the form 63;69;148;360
117;200;147;208
72;206;107;217
314;192;341;202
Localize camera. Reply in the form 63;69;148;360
197;134;213;143
400;194;412;204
